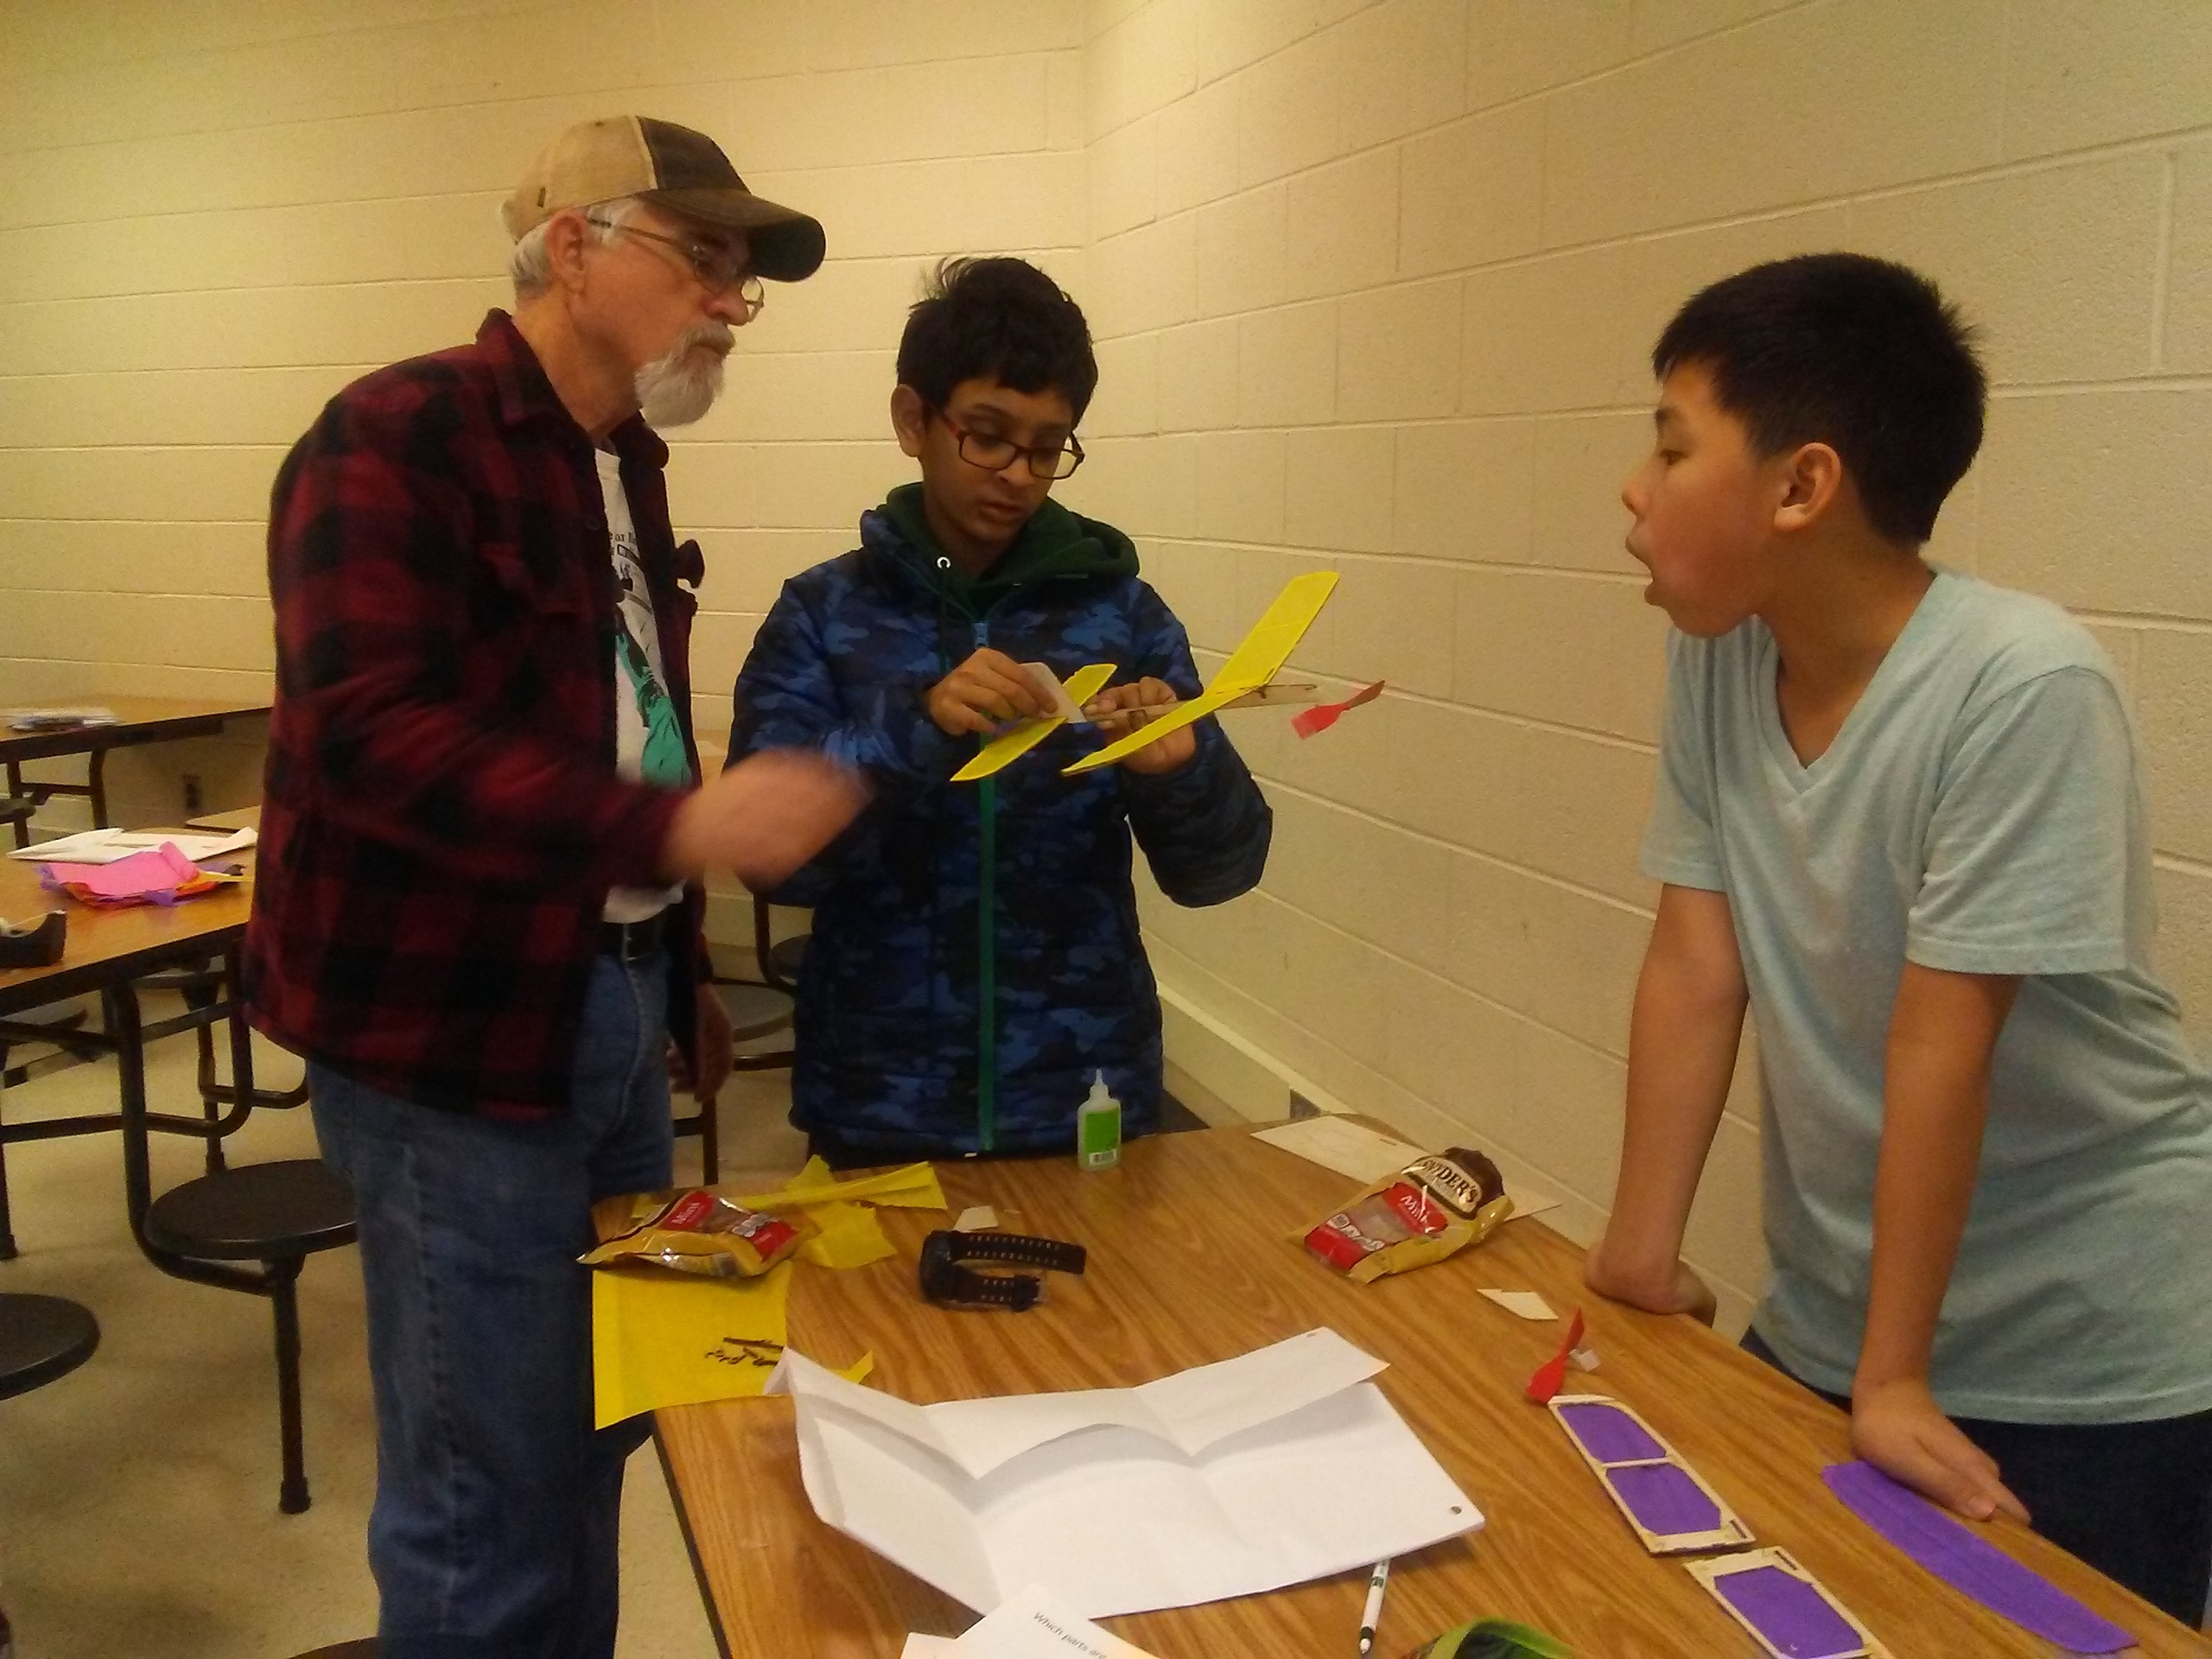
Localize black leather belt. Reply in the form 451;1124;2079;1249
598;909;668;963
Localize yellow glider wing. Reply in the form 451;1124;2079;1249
950;662;1116;782
1062;571;1339;775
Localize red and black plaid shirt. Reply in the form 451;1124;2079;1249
245;310;706;1118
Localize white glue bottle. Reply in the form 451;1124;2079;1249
1076;1071;1122;1172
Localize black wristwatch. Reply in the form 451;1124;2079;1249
918;1228;1087;1311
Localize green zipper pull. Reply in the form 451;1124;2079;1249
972;618;998;1154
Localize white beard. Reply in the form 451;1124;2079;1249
635;323;732;428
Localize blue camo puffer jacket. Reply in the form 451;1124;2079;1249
728;488;1271;1157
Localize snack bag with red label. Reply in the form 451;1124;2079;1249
581;1189;806;1279
1300;1147;1513;1283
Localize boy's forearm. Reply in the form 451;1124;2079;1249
1857;963;2019;1395
1596;887;1748;1290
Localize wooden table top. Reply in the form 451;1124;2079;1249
0;695;269;762
183;804;263;833
0;843;251;1014
633;1125;2198;1658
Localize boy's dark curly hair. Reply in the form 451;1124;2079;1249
897;257;1098;423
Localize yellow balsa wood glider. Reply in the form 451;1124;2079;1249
1062;571;1339;775
950;662;1117;782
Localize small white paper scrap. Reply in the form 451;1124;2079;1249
1021;663;1090;725
1478;1289;1557;1322
955;1206;1001;1232
1570;1348;1600;1373
948;1584;1160;1656
1250;1117;1424;1184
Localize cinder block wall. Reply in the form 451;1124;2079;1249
1050;0;2212;1326
3;1;2209;1325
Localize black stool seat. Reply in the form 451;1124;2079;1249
146;1159;355;1260
766;931;806;985
711;979;794;1042
0;1294;99;1400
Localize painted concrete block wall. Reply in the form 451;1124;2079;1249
3;0;2209;1329
1057;0;2212;1330
0;0;1087;717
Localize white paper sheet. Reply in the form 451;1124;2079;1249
770;1328;1481;1618
942;1585;1160;1656
8;826;256;864
1250;1117;1425;1182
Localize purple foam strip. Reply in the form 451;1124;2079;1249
1822;1462;2133;1654
1556;1399;1667;1464
1714;1565;1865;1658
1608;1461;1721;1537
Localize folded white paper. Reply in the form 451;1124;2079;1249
770;1328;1481;1618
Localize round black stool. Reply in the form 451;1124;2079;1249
0;1293;99;1400
143;1159;356;1514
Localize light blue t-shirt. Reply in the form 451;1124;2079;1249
1643;569;2212;1423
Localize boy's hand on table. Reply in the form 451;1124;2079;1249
928;648;1047;735
1584;1244;1718;1326
1851;1376;2029;1524
1083;678;1195;773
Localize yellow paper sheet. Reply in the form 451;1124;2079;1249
592;1262;793;1428
951;662;1117;781
1063;572;1339;774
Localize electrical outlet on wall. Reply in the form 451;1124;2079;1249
181;774;203;817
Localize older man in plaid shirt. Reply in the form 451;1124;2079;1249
245;118;866;1657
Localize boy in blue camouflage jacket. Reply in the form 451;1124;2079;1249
728;257;1271;1166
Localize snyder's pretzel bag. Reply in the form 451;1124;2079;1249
581;1190;804;1279
1301;1147;1513;1282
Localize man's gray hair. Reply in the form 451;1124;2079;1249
507;196;642;298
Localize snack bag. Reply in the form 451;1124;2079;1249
582;1189;805;1279
1301;1147;1512;1283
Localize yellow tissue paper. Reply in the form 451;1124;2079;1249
734;1157;947;1214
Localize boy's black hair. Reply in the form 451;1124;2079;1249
1653;252;1986;544
897;256;1099;423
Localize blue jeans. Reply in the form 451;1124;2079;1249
310;955;674;1659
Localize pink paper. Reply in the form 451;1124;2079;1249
44;842;200;902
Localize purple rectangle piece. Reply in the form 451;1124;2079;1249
1822;1461;2133;1654
1556;1399;1667;1464
1607;1461;1720;1538
1714;1565;1866;1658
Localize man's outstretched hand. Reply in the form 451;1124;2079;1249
665;750;869;890
1851;1376;2029;1524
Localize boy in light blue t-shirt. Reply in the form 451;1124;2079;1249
1586;252;2212;1624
